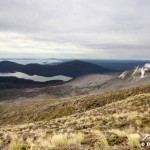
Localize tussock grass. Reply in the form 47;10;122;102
50;132;84;148
127;133;141;149
68;132;85;145
9;140;30;150
1;84;150;125
50;133;69;147
93;131;109;150
109;129;127;137
0;85;149;149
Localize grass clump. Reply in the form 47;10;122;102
50;132;85;148
50;133;68;147
69;132;85;145
93;131;109;150
9;140;30;150
127;133;141;149
109;129;127;137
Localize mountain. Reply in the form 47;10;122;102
119;63;150;79
0;60;114;77
0;77;63;89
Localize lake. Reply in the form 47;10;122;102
0;72;72;82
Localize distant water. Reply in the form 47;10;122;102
0;72;72;82
0;59;62;65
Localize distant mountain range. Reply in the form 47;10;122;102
0;60;115;77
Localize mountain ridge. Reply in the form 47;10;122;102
0;60;115;77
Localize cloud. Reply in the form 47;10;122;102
0;0;150;59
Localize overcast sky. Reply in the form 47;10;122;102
0;0;150;59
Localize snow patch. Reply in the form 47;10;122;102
119;71;128;79
144;63;150;70
132;63;150;78
132;66;139;76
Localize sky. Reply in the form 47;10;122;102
0;0;150;59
